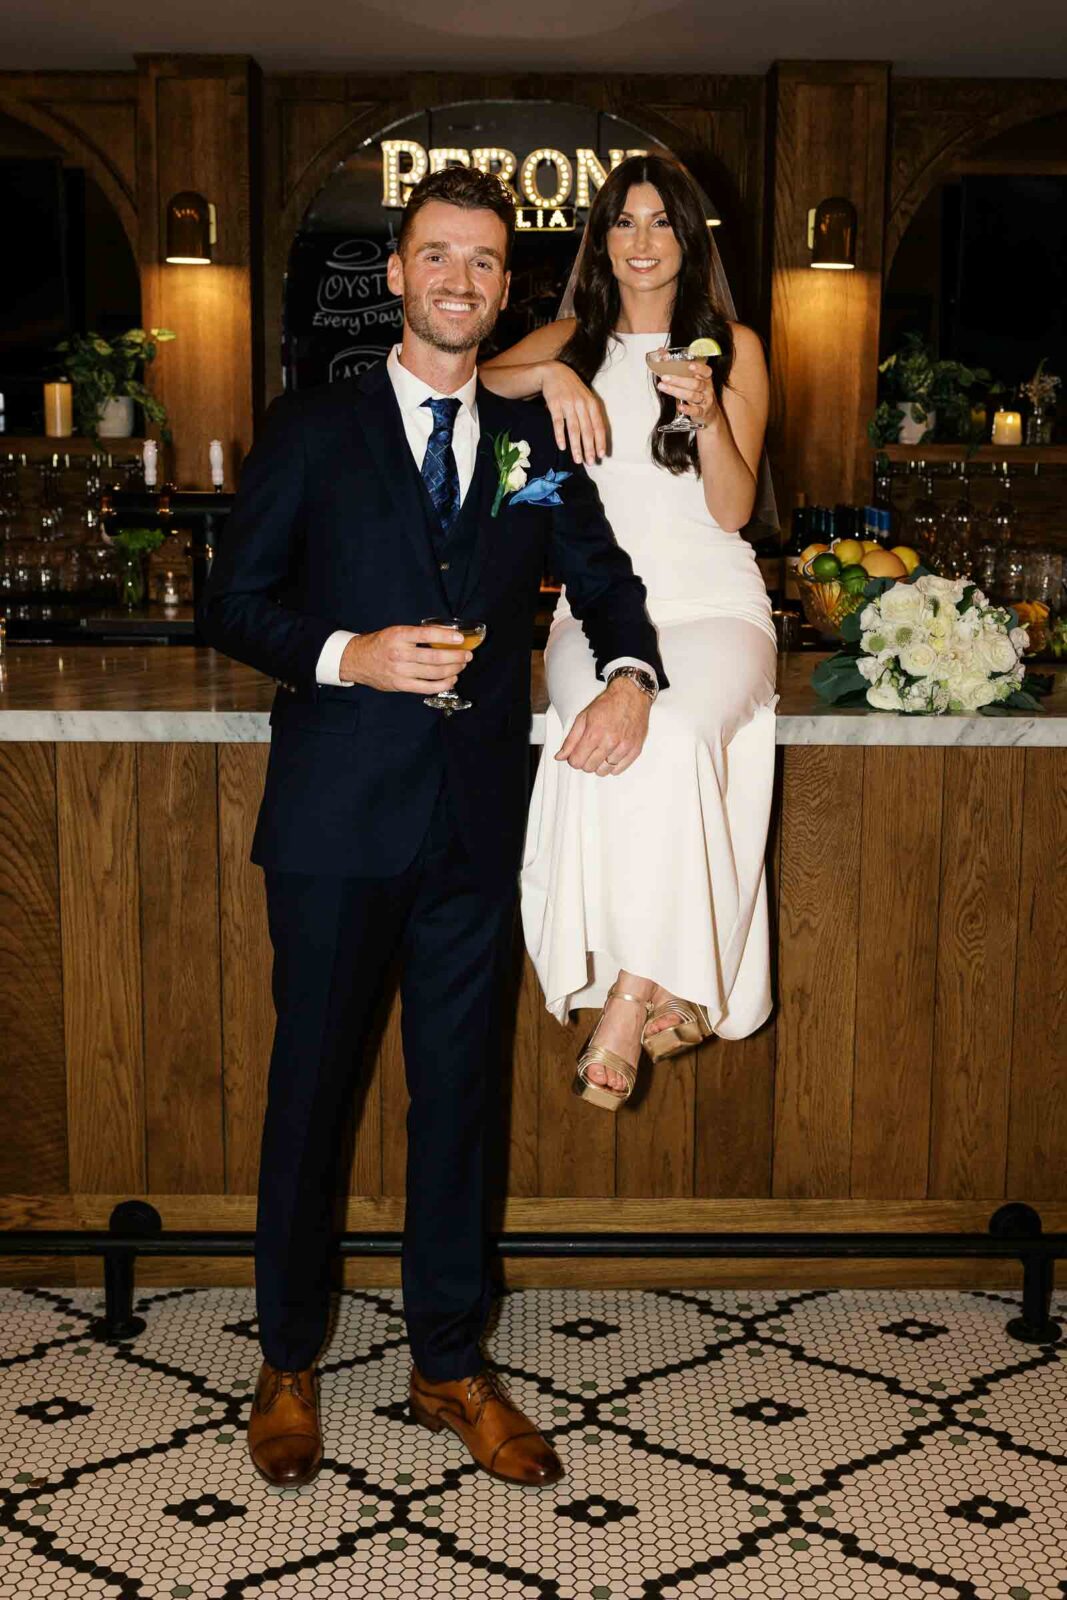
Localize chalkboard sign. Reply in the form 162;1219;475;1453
285;233;402;389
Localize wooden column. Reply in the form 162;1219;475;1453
136;54;259;488
767;61;890;517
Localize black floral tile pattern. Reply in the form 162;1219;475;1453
0;1284;1064;1597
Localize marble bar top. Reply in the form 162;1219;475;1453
0;646;1065;748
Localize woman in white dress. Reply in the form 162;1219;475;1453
480;154;778;1111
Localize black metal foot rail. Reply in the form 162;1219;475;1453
2;1199;1062;1347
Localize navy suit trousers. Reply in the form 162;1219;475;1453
256;780;516;1380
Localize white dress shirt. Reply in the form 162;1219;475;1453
313;343;655;690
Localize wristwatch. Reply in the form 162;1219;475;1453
606;665;658;703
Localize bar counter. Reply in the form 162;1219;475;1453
2;645;1065;1293
1;646;1066;744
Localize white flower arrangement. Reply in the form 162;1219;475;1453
813;571;1046;717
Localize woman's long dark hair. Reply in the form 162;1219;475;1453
558;153;733;475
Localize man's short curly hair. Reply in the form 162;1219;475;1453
397;166;516;266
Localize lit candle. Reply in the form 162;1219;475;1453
142;439;158;487
44;380;73;437
991;409;1022;446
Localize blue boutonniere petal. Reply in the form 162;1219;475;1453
507;468;572;509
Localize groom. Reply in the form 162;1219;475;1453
199;165;666;1490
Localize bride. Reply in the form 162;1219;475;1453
480;153;778;1111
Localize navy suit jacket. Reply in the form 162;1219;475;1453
198;362;666;881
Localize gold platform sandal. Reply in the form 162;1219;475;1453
573;986;653;1113
641;995;713;1063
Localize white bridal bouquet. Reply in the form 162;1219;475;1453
812;571;1047;716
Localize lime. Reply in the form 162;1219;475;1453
840;563;869;593
687;337;722;358
810;552;842;582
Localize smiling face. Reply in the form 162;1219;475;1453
387;199;511;355
605;181;683;296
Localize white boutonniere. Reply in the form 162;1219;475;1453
489;431;571;517
490;431;532;516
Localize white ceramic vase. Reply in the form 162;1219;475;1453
96;396;136;438
897;401;934;445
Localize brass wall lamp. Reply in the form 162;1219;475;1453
165;191;217;264
808;197;857;269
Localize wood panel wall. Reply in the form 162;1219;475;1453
136;55;260;488
768;61;890;517
3;741;1065;1291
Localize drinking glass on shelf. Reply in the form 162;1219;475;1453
645;345;714;436
419;617;487;714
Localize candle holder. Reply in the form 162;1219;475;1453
991;409;1022;447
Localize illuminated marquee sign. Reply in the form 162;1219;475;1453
381;140;649;229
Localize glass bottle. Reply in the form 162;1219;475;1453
872;452;900;544
905;461;942;567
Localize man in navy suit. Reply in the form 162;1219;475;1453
199;166;666;1490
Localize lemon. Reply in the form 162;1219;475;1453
832;538;865;567
810;552;842;582
687;337;722;358
890;545;920;574
861;540;882;555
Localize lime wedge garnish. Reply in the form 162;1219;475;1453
687;337;722;358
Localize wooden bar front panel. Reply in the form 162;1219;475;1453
3;741;1065;1288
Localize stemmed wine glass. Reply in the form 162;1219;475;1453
645;343;718;436
420;617;487;714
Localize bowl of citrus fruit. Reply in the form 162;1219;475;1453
797;537;921;637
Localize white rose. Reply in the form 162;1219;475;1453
958;671;996;711
985;633;1019;674
514;440;532;468
867;677;903;711
917;574;964;602
880;585;928;625
857;654;883;682
506;464;528;492
859;604;882;632
1009;626;1030;654
899;641;939;677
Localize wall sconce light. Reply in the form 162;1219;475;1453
165;191;217;264
807;197;857;269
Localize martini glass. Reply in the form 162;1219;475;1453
645;345;714;436
420;617;487;714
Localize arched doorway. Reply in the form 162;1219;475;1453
282;100;722;390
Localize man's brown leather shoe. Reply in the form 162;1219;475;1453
409;1365;563;1486
248;1360;323;1487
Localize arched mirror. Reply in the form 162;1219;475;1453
282;100;723;390
0;109;140;435
881;111;1067;389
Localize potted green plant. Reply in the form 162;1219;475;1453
53;327;176;444
107;525;166;609
869;333;998;446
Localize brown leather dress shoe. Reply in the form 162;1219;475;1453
409;1365;563;1486
248;1360;323;1487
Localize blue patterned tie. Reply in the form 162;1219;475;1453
420;397;462;534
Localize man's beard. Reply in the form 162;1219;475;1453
405;292;499;354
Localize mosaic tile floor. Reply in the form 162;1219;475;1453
1;1284;1065;1598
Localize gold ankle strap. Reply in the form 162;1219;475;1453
606;986;654;1019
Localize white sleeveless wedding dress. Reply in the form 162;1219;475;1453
521;330;779;1037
